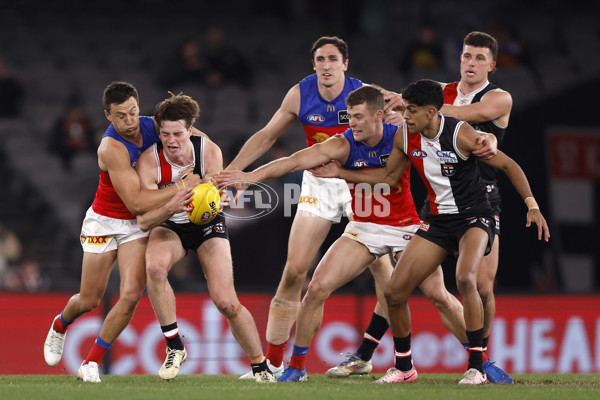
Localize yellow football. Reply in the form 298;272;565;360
187;183;221;225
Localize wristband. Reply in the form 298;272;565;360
524;196;538;210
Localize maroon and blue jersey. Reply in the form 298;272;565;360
298;74;362;147
341;123;419;226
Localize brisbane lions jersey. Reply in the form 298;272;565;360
403;114;491;216
298;74;362;147
92;116;158;219
342;123;420;226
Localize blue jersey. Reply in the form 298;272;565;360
298;74;362;147
92;116;159;219
341;123;419;226
102;116;158;168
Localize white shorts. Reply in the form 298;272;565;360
297;170;353;223
80;207;149;253
342;221;420;257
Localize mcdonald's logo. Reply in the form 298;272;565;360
368;151;377;158
327;105;335;112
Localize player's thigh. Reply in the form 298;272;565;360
389;235;447;295
285;211;333;269
478;234;499;289
145;227;187;274
418;265;447;298
80;250;118;301
116;237;150;294
310;236;375;296
456;227;489;280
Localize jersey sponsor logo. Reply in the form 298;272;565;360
379;154;390;166
312;132;330;143
479;217;490;227
441;164;456;177
403;234;413;240
436;150;458;163
308;114;324;123
411;149;427;159
299;195;319;206
419;221;430;231
338;110;349;125
353;160;367;168
368;151;377;158
346;232;359;238
494;215;500;230
84;236;109;245
327;105;336;112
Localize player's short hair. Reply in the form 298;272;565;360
401;79;444;111
345;84;385;114
310;36;349;62
464;31;498;74
464;31;498;60
103;81;139;112
153;92;200;129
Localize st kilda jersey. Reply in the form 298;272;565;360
403;114;491;216
341;123;420;227
442;81;507;183
153;135;205;224
298;74;362;147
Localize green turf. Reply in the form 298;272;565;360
1;374;599;400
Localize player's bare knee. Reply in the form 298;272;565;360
425;289;449;310
280;267;306;291
146;262;168;284
456;273;477;295
304;279;329;305
384;287;404;309
215;300;242;320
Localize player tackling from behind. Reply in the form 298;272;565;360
134;93;275;382
43;82;200;382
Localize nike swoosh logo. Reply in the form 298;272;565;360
404;372;416;381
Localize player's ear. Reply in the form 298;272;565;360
104;109;111;122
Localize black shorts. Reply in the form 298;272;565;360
416;212;495;258
162;213;229;251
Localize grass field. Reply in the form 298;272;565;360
1;374;599;400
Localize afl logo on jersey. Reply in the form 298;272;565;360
411;149;428;159
338;110;349;124
308;114;324;123
353;160;367;168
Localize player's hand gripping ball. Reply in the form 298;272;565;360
187;183;221;225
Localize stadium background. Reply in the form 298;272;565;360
0;0;598;375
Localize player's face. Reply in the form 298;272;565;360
105;96;140;137
460;45;496;86
158;119;193;160
312;44;348;88
402;101;431;133
348;102;381;143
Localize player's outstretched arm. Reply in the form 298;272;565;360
311;127;410;186
441;89;512;125
479;151;550;242
216;135;350;188
226;85;300;171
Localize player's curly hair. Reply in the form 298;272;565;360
402;79;444;111
153;92;200;129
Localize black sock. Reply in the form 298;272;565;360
161;322;185;351
483;336;489;351
393;333;412;371
356;313;389;361
251;358;269;374
466;329;484;373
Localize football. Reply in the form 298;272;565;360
187;183;221;225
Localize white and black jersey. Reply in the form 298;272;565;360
403;114;491;217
